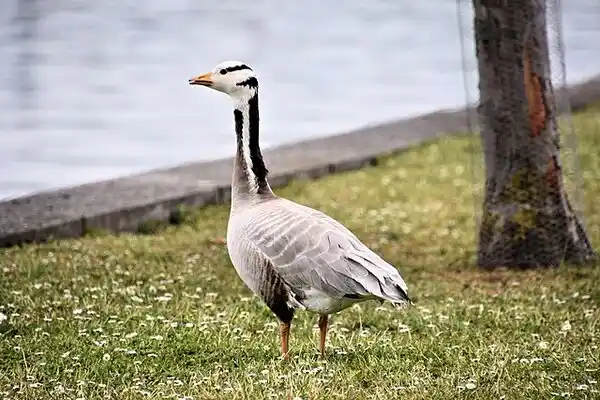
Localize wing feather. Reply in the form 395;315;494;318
238;199;410;304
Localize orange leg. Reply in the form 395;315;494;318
279;321;291;360
318;315;329;357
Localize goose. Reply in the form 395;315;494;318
188;61;411;359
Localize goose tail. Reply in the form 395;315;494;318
381;276;412;308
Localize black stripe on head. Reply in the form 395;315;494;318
237;77;258;88
223;64;252;73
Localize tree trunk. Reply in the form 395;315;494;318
473;0;596;268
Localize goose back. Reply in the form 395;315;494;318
226;197;409;315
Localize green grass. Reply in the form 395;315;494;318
1;105;600;400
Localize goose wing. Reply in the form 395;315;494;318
241;199;410;304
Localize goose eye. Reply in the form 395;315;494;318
219;69;228;75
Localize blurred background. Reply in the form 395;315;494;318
0;0;598;201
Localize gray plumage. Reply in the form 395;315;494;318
228;197;410;315
189;60;410;357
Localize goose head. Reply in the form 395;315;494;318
189;61;258;100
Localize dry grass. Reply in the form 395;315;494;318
1;104;599;399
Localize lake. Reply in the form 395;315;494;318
1;0;598;200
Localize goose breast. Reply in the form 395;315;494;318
227;198;409;314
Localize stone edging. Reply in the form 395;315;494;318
1;75;599;247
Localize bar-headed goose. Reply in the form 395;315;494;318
188;61;411;359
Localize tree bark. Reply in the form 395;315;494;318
473;0;596;268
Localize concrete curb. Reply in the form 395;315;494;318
1;75;600;247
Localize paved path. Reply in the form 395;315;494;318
1;76;599;247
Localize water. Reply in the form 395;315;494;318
0;0;598;200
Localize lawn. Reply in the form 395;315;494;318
1;104;599;400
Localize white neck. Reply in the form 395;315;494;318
234;95;257;193
231;90;273;202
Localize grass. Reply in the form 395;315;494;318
1;104;600;400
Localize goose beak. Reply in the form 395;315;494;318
189;72;213;87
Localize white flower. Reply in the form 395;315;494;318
561;321;572;332
0;312;7;323
102;353;111;361
465;382;476;390
538;341;549;349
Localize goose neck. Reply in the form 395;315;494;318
231;92;273;202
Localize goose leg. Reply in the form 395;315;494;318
318;315;329;357
279;321;291;359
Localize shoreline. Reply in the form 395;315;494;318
1;75;600;247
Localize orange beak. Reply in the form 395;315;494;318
188;72;213;87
